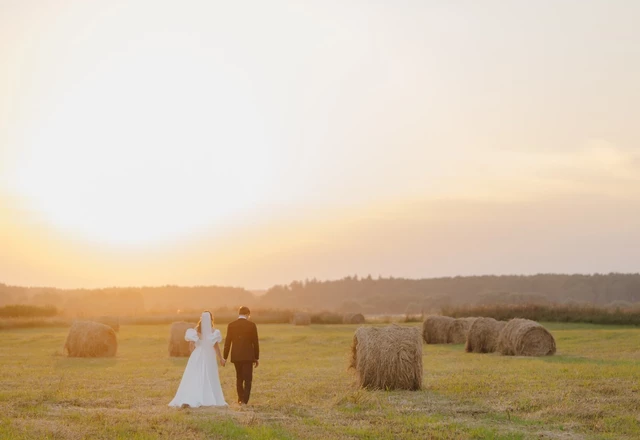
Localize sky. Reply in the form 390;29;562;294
1;0;639;288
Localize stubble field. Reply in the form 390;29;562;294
0;323;639;439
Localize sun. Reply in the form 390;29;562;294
9;49;275;247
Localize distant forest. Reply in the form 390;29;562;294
2;273;640;317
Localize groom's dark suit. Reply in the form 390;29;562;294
223;317;259;404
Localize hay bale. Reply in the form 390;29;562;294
168;321;196;357
64;320;117;357
343;313;365;324
422;315;455;344
96;316;120;332
350;325;422;390
313;311;343;324
465;318;506;353
448;317;478;344
497;318;556;356
292;312;311;326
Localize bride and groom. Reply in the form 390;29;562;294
168;306;260;408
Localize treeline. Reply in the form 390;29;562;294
443;303;640;326
2;273;640;317
259;273;640;313
118;309;350;326
0;308;350;328
0;284;253;317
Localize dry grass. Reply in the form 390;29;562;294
1;323;639;439
422;315;455;344
63;320;117;357
168;321;195;357
497;318;556;356
350;325;422;391
465;317;506;353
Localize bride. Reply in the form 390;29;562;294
169;311;228;408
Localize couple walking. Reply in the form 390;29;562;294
168;306;259;408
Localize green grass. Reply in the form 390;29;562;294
1;323;639;439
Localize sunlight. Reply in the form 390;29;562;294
9;44;275;246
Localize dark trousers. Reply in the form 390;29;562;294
233;361;254;404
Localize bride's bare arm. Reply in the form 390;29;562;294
214;342;226;366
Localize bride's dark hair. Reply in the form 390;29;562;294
196;311;214;334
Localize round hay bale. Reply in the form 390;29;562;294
96;316;120;332
64;320;117;357
313;311;342;324
350;325;422;391
292;312;311;326
422;315;455;344
343;313;365;324
168;321;196;357
448;317;478;344
497;318;556;356
465;317;506;353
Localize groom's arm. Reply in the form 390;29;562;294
223;324;232;360
252;323;259;361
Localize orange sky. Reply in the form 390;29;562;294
1;1;639;288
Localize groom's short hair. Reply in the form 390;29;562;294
239;306;250;316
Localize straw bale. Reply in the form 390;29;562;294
350;325;422;390
422;315;455;344
448;317;478;344
497;318;556;356
168;321;196;357
64;320;117;357
465;317;506;353
343;313;365;324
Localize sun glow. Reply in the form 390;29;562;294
9;37;275;246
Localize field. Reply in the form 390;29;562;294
0;323;639;439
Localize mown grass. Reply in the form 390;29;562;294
0;323;639;439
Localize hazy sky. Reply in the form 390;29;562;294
1;1;639;288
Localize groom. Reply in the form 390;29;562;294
223;306;260;405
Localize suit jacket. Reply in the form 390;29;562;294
223;318;259;363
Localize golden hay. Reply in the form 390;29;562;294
96;316;120;332
422;315;455;344
465;317;506;353
168;321;196;357
448;317;478;344
64;320;117;358
350;325;423;391
343;313;365;324
497;318;556;356
292;312;311;326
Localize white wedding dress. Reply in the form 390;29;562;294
169;312;227;407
